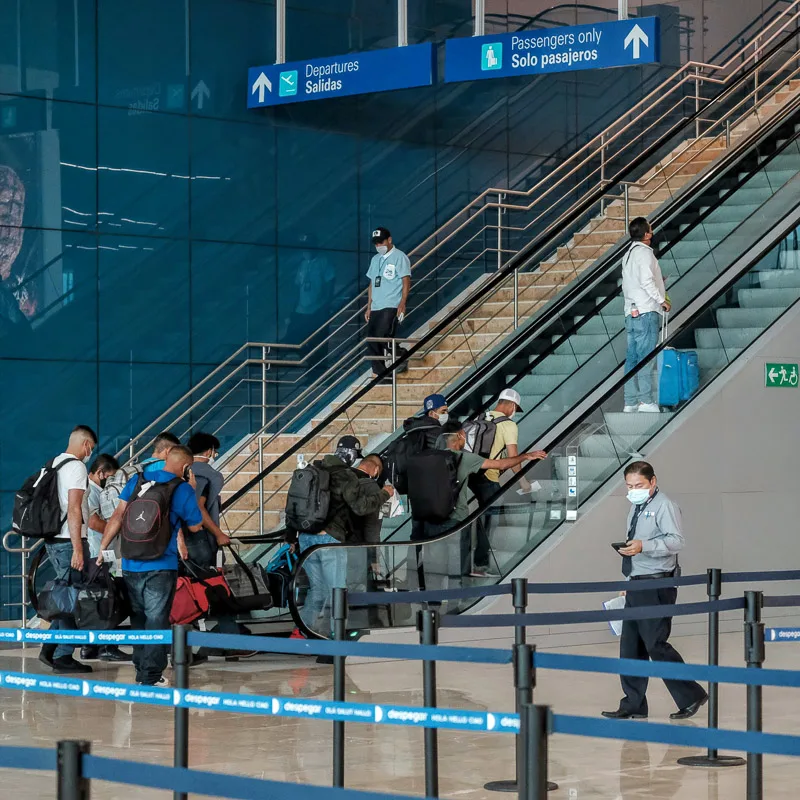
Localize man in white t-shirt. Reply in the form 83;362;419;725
38;425;97;674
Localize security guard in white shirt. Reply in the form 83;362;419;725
621;218;671;413
603;461;708;721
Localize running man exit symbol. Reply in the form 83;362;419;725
481;43;502;70
765;362;798;388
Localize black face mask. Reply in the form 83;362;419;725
99;478;108;489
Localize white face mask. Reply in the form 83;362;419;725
375;245;388;256
437;412;449;425
627;488;651;505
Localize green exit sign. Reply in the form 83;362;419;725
765;363;798;388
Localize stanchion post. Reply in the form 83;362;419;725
678;568;745;768
519;704;550;800
333;587;348;788
172;624;190;800
57;740;91;800
417;609;440;798
512;578;528;647
745;591;765;800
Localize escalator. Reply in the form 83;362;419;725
262;66;800;639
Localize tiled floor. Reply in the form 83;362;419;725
0;631;798;798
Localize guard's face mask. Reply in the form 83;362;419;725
627;488;651;505
375;245;388;256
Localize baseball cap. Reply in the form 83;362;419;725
371;227;391;244
423;394;448;412
336;435;363;458
498;388;524;412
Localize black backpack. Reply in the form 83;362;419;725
285;462;331;533
383;423;441;494
120;474;182;561
406;450;462;523
12;457;81;540
462;413;511;458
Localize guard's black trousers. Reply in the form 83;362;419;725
367;308;398;375
618;583;707;714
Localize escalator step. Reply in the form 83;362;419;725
716;306;784;328
738;287;800;308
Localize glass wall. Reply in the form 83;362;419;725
0;0;783;614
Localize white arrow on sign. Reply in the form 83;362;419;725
191;80;210;110
252;72;273;103
624;24;650;60
769;368;779;382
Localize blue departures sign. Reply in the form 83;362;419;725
445;17;660;83
247;43;435;108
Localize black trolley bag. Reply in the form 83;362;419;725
406;449;462;523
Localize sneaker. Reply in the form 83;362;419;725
623;405;639;413
289;628;306;640
52;656;93;674
139;676;171;688
639;403;661;413
469;568;490;578
98;646;132;663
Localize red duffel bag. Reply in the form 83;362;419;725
170;561;232;625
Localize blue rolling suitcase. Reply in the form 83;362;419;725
658;314;700;407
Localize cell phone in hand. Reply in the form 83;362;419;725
611;542;629;552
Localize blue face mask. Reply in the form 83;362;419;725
627;488;651;505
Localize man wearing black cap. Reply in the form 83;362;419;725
365;227;412;379
295;435;394;636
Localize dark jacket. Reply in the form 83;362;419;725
320;455;389;543
402;415;443;451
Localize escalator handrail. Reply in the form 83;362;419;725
287;185;800;637
446;83;800;419
222;21;800;511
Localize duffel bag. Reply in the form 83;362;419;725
74;563;130;630
171;561;232;625
220;546;274;612
264;544;298;609
38;579;79;622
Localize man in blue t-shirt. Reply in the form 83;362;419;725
97;445;203;687
365;226;412;379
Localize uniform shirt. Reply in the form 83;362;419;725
367;247;411;311
448;450;487;522
118;469;202;573
621;242;666;317
53;453;88;540
625;490;684;577
484;410;519;484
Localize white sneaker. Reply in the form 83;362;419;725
139;677;171;688
639;403;661;413
623;405;639;413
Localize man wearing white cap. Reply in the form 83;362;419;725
468;388;527;577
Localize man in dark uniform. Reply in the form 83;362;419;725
603;461;708;721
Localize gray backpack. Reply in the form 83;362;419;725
462;413;511;458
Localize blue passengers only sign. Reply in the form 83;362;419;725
444;17;660;83
247;43;435;108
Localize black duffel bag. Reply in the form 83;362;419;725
74;563;130;630
220;546;274;612
38;579;79;622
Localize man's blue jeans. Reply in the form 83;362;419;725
123;570;177;684
298;533;347;636
44;540;89;659
624;312;661;406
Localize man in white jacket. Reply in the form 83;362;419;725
621;218;671;412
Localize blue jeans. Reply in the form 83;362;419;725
624;312;661;406
123;570;177;684
44;540;89;659
298;533;347;636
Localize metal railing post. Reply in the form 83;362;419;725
172;624;190;800
726;119;732;149
20;549;28;649
624;183;630;232
276;0;286;64
258;439;265;537
474;0;485;36
418;609;440;798
57;740;91;800
600;132;606;183
617;0;629;21
391;339;398;430
261;345;268;429
332;588;348;788
695;66;701;139
497;193;503;272
744;591;765;800
513;270;519;330
397;0;408;47
678;568;745;768
754;36;760;106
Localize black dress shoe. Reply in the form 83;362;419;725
38;645;56;669
601;709;648;720
98;646;132;663
670;694;708;720
81;646;100;660
52;656;93;674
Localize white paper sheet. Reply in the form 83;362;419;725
603;594;626;637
